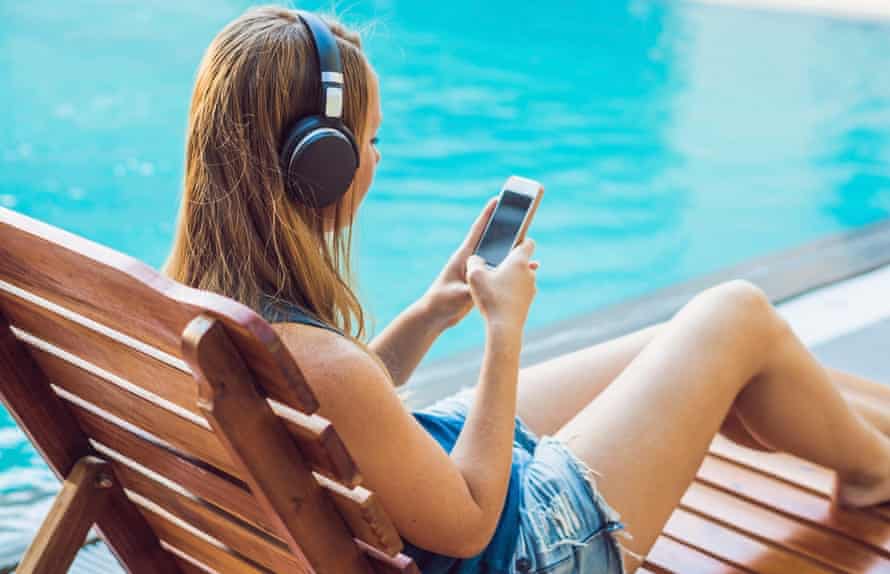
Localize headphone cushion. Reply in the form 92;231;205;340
280;116;360;207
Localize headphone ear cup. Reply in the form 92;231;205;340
280;116;360;208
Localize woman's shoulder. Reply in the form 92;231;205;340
270;321;372;382
258;295;386;393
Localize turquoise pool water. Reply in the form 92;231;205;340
2;0;890;559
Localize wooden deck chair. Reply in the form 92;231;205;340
0;205;418;574
3;204;890;574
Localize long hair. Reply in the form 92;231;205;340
164;6;384;363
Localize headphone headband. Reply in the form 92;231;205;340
280;10;359;208
296;11;344;119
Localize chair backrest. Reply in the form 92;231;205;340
0;206;418;574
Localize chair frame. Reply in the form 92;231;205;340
0;206;417;574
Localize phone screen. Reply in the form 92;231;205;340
474;189;533;267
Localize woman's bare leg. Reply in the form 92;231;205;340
517;317;890;450
546;281;890;572
831;369;890;435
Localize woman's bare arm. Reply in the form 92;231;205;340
368;196;502;387
303;329;520;557
274;240;535;556
447;322;522;550
368;295;450;387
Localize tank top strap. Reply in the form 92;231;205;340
258;293;345;336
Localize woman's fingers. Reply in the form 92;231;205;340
466;238;538;275
507;237;535;264
465;254;488;280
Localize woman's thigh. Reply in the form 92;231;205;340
516;320;771;451
516;324;662;437
552;282;775;571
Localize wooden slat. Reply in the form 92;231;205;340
184;315;377;574
664;507;836;574
317;474;404;557
356;539;421;574
711;435;835;495
102;434;419;574
273;401;361;488
646;535;746;573
71;404;283;538
5;291;361;487
40;340;373;502
115;463;306;573
698;455;890;556
139;504;271;574
30;345;244;479
711;435;890;522
0;209;411;571
1;290;198;411
77;400;394;558
0;313;180;573
682;481;890;573
1;208;319;414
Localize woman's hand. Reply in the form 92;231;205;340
423;196;539;330
465;238;538;334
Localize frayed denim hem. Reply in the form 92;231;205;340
536;434;644;573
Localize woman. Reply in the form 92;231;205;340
164;6;890;573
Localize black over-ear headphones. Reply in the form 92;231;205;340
280;11;360;208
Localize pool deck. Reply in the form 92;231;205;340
693;0;890;22
5;219;890;572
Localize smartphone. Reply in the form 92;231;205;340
473;176;544;268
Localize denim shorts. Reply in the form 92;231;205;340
419;386;631;574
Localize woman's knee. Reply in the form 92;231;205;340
682;280;790;360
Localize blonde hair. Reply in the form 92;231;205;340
164;5;396;382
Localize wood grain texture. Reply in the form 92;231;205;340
697;454;890;556
355;539;421;574
646;535;746;573
640;432;890;573
140;505;272;574
33;344;244;478
73;404;284;538
0;289;197;411
1;206;318;414
664;508;836;574
0;312;180;574
1;205;421;573
682;481;889;573
316;473;404;557
710;434;890;523
116;463;303;573
184;315;377;574
3;288;361;487
16;456;113;574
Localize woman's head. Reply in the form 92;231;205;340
164;5;381;340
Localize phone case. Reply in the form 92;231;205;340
473;175;544;265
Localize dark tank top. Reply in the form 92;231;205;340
259;294;344;335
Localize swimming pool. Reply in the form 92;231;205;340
2;0;890;560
